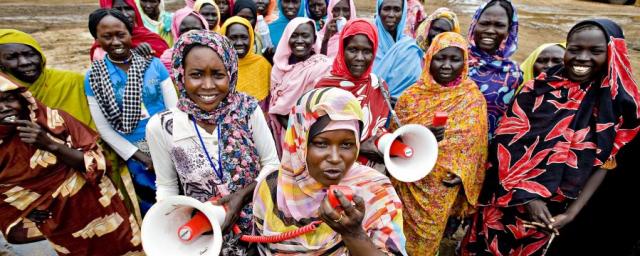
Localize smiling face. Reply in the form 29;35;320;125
564;27;608;83
288;22;316;62
183;46;230;112
427;18;453;46
331;0;350;20
533;44;565;78
226;23;251;58
140;0;160;20
344;34;373;78
112;0;137;26
473;4;510;55
0;44;43;84
0;90;28;137
96;15;133;62
430;46;464;85
379;0;403;38
179;14;205;37
255;0;269;15
199;4;219;30
281;0;302;20
306;129;358;186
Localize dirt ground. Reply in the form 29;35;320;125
0;0;638;81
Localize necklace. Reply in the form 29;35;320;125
192;117;224;181
107;53;133;64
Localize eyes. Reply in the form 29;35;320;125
566;46;606;55
188;70;227;80
477;21;507;29
311;140;356;150
346;47;372;55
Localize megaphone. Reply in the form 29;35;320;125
141;196;225;256
376;124;439;182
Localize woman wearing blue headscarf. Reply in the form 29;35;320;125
372;0;423;99
268;0;307;48
306;0;328;31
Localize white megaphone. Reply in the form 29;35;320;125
141;196;226;256
376;124;439;182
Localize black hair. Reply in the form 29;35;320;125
482;0;514;27
88;8;133;39
567;23;601;42
567;19;623;44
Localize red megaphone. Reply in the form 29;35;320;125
376;133;414;159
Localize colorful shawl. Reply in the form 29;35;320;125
403;0;426;38
467;0;522;139
316;0;356;59
518;42;566;92
263;0;279;23
134;0;173;45
415;7;460;52
171;31;261;230
194;0;222;31
315;18;388;142
220;16;272;101
0;29;94;129
90;0;169;61
479;19;640;208
268;0;308;48
372;0;423;98
253;87;406;255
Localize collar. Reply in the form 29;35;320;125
172;109;217;142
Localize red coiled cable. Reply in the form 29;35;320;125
238;221;323;243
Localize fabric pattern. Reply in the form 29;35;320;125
517;43;566;93
394;32;488;255
467;0;523;139
253;87;407;255
316;0;356;59
268;0;308;48
415;7;460;52
403;0;426;38
134;0;173;45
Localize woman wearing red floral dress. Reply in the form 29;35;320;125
461;19;640;256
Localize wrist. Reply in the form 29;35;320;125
340;227;367;240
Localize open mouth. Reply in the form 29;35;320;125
1;115;17;123
112;47;126;55
323;169;343;179
198;94;218;104
571;65;591;76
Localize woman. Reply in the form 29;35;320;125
318;0;356;59
255;0;278;23
194;0;222;31
85;9;178;215
221;17;272;109
0;73;143;255
372;0;423;99
394;32;488;255
415;7;460;52
461;19;640;255
160;7;208;71
135;0;173;45
518;43;566;88
232;0;264;55
315;18;390;168
268;17;331;156
268;0;307;48
307;0;328;30
147;30;279;254
467;0;522;139
403;0;425;38
91;0;169;61
253;87;407;255
216;0;235;24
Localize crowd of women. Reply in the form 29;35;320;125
0;0;638;255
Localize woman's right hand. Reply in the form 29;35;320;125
525;199;555;229
324;19;339;40
427;126;445;142
319;189;366;237
133;150;154;172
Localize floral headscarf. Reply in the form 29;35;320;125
415;7;460;51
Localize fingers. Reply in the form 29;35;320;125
319;197;341;222
353;195;365;213
335;190;355;214
540;206;554;227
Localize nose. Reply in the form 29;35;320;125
354;51;364;62
201;75;216;90
17;55;32;66
575;50;590;62
326;145;341;164
441;59;453;70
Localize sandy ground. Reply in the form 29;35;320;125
0;0;638;80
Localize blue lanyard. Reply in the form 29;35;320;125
192;117;223;181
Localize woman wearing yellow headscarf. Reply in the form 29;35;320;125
393;32;488;255
415;7;461;52
221;16;271;109
194;0;222;32
517;42;566;93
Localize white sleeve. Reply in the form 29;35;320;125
161;78;178;109
146;113;180;201
249;105;280;182
87;96;138;160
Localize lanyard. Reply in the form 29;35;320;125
192;117;223;181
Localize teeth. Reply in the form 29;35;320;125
200;95;216;101
2;116;16;122
572;66;590;75
295;46;305;50
481;38;495;44
114;48;125;54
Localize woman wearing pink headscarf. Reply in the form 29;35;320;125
268;17;331;156
317;0;356;59
159;7;209;72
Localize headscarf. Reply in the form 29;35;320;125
268;0;308;48
518;42;566;89
160;7;209;72
479;19;640;207
315;19;388;141
194;0;222;31
220;16;271;101
396;32;488;206
372;0;424;97
134;0;173;43
0;29;94;129
263;0;279;23
403;0;426;38
316;0;356;59
171;31;262;232
91;0;169;61
233;0;257;18
306;0;328;30
253;87;406;255
415;7;460;52
467;0;522;139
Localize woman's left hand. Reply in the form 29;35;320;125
550;212;575;230
132;42;155;58
319;189;367;237
213;193;245;233
13;120;59;151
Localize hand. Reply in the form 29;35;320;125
550;212;575;230
12;120;59;152
525;199;555;229
442;173;462;187
212;193;246;233
133;150;154;172
26;209;52;225
132;43;155;58
428;126;445;142
324;19;338;40
319;189;366;237
359;135;384;163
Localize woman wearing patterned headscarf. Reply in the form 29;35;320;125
415;7;460;52
253;87;407;255
146;30;279;254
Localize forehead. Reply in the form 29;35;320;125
345;34;372;48
237;8;255;17
309;0;326;4
381;0;402;8
97;15;128;30
293;22;314;33
185;46;224;68
312;129;356;140
434;46;463;57
181;14;204;26
538;45;565;57
431;18;452;29
112;0;132;8
282;0;300;4
568;27;607;46
0;43;38;55
479;4;508;21
227;23;250;35
200;4;216;12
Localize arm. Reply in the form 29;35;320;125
87;96;139;160
160;77;178;108
249;106;280;182
13;120;86;171
146;114;180;201
551;168;607;229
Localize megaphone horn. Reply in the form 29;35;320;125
376;124;439;182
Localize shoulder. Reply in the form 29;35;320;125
148;108;176;134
